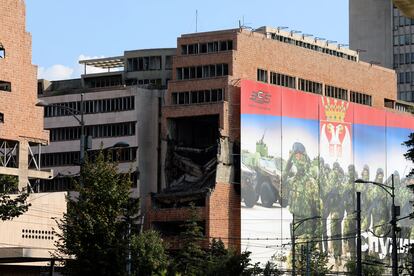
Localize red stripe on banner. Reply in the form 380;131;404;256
241;79;414;129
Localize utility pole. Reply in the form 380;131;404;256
356;192;362;276
292;213;296;276
79;93;85;188
391;174;398;276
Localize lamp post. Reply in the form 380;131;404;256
291;213;321;276
37;96;130;188
37;94;86;186
355;174;398;276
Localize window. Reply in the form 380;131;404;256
176;64;229;80
257;69;268;83
127;56;162;71
44;96;135;117
48;122;136;142
407;72;412;84
171;89;224;105
0;43;4;58
298;78;322;94
325;85;348;100
165;55;173;70
350;91;372;106
180;40;233;55
0;81;11;92
0;113;3;123
270;72;296;88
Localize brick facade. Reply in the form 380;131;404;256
148;27;398;252
0;0;48;142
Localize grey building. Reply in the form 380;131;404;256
37;48;175;198
349;0;414;101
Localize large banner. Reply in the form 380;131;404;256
240;79;414;270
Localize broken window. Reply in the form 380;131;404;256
165;55;173;70
0;81;11;92
0;43;4;58
149;56;162;70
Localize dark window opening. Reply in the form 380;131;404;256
0;81;11;92
0;43;5;58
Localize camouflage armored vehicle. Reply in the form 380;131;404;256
242;134;286;208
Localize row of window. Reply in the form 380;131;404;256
84;76;123;89
394;53;414;66
350;91;372;106
127;56;163;72
38;147;137;168
325;85;348;101
49;121;136;142
393;34;414;46
0;80;11;92
181;40;233;55
257;69;372;106
44;96;135;117
125;78;163;86
176;64;229;80
393;15;414;28
270;72;296;89
171;89;224;105
36;171;138;192
270;33;358;62
398;71;414;84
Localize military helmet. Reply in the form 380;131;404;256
292;142;306;154
376;168;384;175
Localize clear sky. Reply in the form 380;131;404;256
26;0;349;80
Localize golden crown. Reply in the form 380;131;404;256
322;97;349;122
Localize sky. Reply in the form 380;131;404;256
26;0;349;81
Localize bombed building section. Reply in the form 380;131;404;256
157;115;222;205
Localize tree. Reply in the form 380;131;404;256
131;230;168;275
295;243;332;276
55;152;139;276
344;254;386;276
171;203;206;275
0;175;30;221
404;133;414;175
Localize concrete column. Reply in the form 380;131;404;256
18;139;29;190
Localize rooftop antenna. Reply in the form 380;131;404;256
196;10;198;32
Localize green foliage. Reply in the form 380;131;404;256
344;254;386;276
0;175;30;221
172;203;206;275
404;133;414;175
131;230;168;276
295;243;332;276
56;152;139;276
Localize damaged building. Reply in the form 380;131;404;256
144;26;411;251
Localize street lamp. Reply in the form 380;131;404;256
37;96;130;188
355;174;398;276
37;94;86;186
291;213;321;276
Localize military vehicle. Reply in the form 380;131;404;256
242;133;287;208
241;161;258;208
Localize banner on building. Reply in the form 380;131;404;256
240;79;414;268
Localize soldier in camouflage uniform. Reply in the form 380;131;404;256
343;164;358;256
368;168;389;236
326;162;346;259
320;162;331;253
357;165;371;231
285;142;321;238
